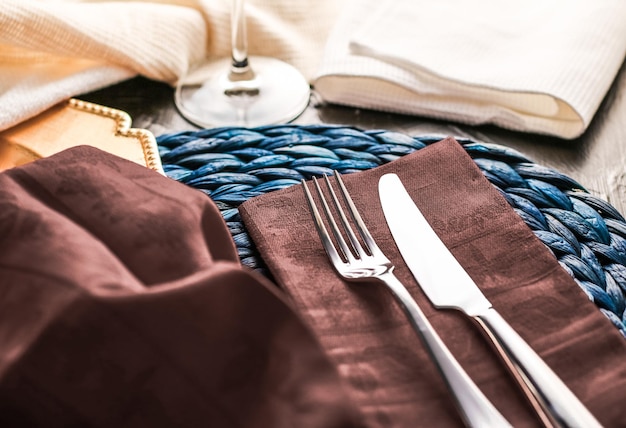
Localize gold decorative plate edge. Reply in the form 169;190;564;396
68;99;164;174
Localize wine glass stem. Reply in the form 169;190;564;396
230;0;254;81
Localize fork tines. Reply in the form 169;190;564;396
302;172;376;265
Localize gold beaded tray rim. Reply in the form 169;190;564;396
68;98;164;173
0;99;164;174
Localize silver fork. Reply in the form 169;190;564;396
302;172;512;428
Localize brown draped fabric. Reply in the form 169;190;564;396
240;137;626;427
0;146;363;428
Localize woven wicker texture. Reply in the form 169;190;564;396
157;125;626;337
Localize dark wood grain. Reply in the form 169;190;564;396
79;58;626;214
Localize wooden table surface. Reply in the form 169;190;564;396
79;58;626;215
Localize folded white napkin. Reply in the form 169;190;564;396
0;0;339;132
313;0;626;139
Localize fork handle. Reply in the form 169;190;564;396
380;272;512;428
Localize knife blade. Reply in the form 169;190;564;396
378;173;601;428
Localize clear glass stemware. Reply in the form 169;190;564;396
175;0;310;128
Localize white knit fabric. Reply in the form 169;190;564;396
2;0;625;138
313;0;626;139
0;0;340;131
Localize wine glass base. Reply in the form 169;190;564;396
175;56;310;128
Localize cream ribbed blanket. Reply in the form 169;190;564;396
0;0;339;131
2;0;625;138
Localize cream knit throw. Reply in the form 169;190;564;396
0;0;339;131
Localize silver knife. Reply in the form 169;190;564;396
378;173;602;428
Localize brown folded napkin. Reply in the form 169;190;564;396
240;137;626;427
0;146;363;428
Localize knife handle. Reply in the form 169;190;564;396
475;308;602;428
381;272;512;428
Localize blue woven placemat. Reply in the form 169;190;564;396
157;125;626;337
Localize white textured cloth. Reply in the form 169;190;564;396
0;0;340;131
313;0;626;139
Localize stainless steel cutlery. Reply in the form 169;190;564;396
302;172;512;428
378;173;601;428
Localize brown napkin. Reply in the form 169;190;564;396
0;146;363;428
240;137;626;427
